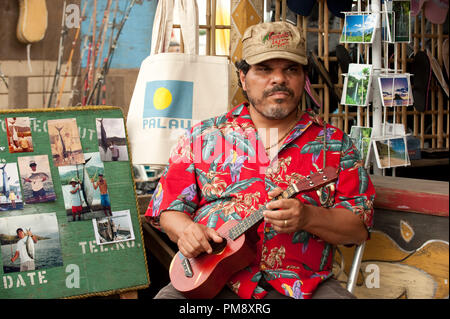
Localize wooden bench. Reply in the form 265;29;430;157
335;175;449;299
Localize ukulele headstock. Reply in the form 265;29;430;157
292;166;338;193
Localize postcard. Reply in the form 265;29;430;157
92;210;135;245
341;63;373;106
378;74;412;107
392;0;411;43
350;126;373;164
340;13;378;44
383;122;406;136
381;11;394;43
372;136;411;169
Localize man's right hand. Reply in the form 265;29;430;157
159;210;223;259
177;222;223;259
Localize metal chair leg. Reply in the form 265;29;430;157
346;242;366;294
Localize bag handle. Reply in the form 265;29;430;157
150;0;174;54
150;0;199;55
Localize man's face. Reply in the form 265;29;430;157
17;230;24;239
30;165;37;171
240;58;305;120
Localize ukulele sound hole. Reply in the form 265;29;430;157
209;238;227;254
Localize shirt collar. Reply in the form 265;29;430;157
228;102;320;142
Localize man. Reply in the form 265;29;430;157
69;178;83;221
146;21;375;299
91;173;112;216
24;160;47;201
109;141;120;161
10;228;38;272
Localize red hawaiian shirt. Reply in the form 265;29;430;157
146;103;375;299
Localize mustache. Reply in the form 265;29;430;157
263;85;294;98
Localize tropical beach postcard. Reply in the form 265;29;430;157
341;64;373;106
58;152;109;222
373;136;411;169
17;155;56;204
5;117;34;153
378;74;412;107
349;126;373;164
393;0;411;42
96;118;129;162
0;212;63;274
47;118;85;167
0;163;23;211
92;210;135;245
340;13;378;44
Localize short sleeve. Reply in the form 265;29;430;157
145;131;200;229
332;133;376;232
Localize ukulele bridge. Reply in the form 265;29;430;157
182;258;193;278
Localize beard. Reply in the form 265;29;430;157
247;85;301;120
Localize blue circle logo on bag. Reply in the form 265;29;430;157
143;80;194;119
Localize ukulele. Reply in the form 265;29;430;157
169;166;338;299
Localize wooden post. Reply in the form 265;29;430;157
8;77;28;108
119;290;139;299
323;0;330;123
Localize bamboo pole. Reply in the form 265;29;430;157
318;0;324;117
210;0;217;55
431;23;436;148
323;0;330;123
420;12;425;148
436;24;444;148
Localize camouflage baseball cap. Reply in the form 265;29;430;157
242;21;307;65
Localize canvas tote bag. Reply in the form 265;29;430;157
127;0;230;165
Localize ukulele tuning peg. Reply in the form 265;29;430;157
322;175;328;181
309;181;314;187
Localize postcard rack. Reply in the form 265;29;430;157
339;0;418;175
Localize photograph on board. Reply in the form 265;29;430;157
373;136;411;169
341;64;373;106
393;0;411;42
349;126;373;165
96;118;129;162
0;212;63;274
0;163;24;211
5;117;34;153
92;210;134;245
47;118;85;167
17;155;56;204
340;13;377;43
378;75;412;107
59;152;111;222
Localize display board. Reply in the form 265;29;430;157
0;106;149;298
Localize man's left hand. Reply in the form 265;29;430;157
263;188;309;234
